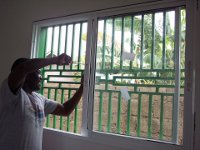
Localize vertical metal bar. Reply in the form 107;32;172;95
78;23;83;70
60;89;64;130
126;94;131;135
130;16;134;69
38;27;47;95
111;18;115;70
74;92;78;133
120;17;124;70
137;93;142;137
50;27;55;70
159;95;164;140
98;91;103;131
57;26;61;70
70;24;75;70
53;89;58;129
172;8;181;143
38;27;47;58
67;90;72;131
102;20;107;70
117;92;122;134
151;13;155;69
57;26;61;55
162;12;166;69
148;94;153;138
113;19;118;70
46;88;51;127
107;92;112;132
105;73;108;90
140;15;144;69
64;25;68;70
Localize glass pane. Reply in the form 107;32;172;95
38;21;88;134
93;8;185;144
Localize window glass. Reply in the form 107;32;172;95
93;8;186;144
38;22;88;133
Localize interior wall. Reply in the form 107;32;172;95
0;0;156;150
1;0;200;150
43;129;128;150
0;0;155;83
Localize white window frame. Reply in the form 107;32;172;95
31;0;198;150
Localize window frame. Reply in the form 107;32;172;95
31;0;196;150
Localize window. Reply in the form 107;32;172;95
93;8;185;144
36;21;88;133
32;0;193;150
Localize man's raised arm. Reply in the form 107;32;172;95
8;53;72;94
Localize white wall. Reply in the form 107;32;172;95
0;0;154;83
43;129;128;150
1;1;200;150
0;0;155;150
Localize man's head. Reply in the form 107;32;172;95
24;69;42;92
11;58;29;72
11;58;42;92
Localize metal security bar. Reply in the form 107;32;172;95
38;22;88;133
94;7;185;144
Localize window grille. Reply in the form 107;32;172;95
93;7;185;144
34;4;186;147
38;22;88;133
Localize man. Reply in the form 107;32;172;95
0;53;84;150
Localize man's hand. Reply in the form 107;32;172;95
56;53;72;65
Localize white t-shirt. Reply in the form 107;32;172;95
0;79;58;150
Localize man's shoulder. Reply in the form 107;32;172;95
33;92;46;101
0;78;22;104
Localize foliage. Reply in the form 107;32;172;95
96;9;186;85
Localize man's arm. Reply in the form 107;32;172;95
51;75;84;116
8;53;71;94
51;84;83;116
